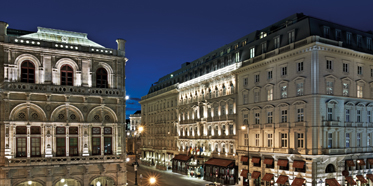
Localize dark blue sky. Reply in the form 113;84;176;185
1;0;373;118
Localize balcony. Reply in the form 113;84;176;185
3;82;123;97
5;155;122;167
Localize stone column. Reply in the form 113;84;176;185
0;21;8;42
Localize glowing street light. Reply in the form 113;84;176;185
125;95;129;100
149;177;156;184
138;126;144;133
28;181;32;185
241;126;246;130
61;179;65;183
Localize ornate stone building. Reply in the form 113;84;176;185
0;22;128;186
126;110;141;153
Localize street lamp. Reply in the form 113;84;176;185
149;177;156;184
134;126;144;185
241;124;250;186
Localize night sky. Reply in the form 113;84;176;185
1;0;373;118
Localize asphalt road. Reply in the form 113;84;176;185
126;164;211;186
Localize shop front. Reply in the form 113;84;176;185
204;158;237;185
172;154;192;175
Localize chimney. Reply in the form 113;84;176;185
116;39;126;56
0;21;8;42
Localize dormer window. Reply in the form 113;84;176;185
260;32;267;39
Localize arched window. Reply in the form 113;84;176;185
60;65;73;86
325;164;335;173
21;61;35;83
96;68;108;88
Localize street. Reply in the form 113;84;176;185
126;164;211;186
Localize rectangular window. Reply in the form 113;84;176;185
267;112;273;123
281;85;287;98
255;74;259;83
368;133;371;146
16;126;27;134
104;137;112;155
282;66;287;76
327;108;333;121
357;110;361;122
358;66;363;75
297;62;303;72
255;134;259;146
346;133;350;148
297;133;304;148
221;105;226;115
324;26;330;38
343;83;349;96
229;104;233;115
267;71;272;79
326;82;333;95
244;134;249;146
357;133;361;147
368;38;372;50
297;82;304;96
346;32;352;45
357;85;363;98
69;127;78;134
335;29;341;41
244;78;248;86
16;137;27;157
31;137;41;157
343;63;348;73
250;48;255;58
255;113;260;124
92;127;101;134
357;35;362;48
56;127;65;134
31;126;41;134
261;42;267;53
326;60;333;70
69;137;78;156
92;137;101;155
243;94;248;104
254;92;259;103
56;138;66;156
274;37;280;48
288;31;295;43
104;127;112;134
345;109;350;122
368;111;371;123
281;133;288;147
267;88;273;101
281;110;288;123
297;108;304;122
267;134;273;147
328;133;333;148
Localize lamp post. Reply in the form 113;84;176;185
135;126;144;185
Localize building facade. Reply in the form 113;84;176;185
0;22;128;186
140;13;373;186
235;14;373;186
126;111;141;153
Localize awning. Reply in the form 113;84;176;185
368;159;373;165
277;159;288;167
356;175;367;183
357;159;366;165
204;158;234;167
251;171;261;179
252;157;260;163
291;178;305;186
325;178;341;186
367;174;373;182
262;173;274;181
240;169;248;178
167;152;174;154
346;160;355;167
172;154;191;161
345;176;356;185
292;161;305;168
264;158;274;165
241;156;248;162
276;175;288;184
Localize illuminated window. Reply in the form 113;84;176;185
267;88;273;101
281;85;287;98
326;82;333;95
250;47;255;58
343;83;349;96
21;61;35;83
260;32;267;38
357;85;363;98
346;133;350;148
297;82;304;96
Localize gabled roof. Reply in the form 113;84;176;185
19;27;105;48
